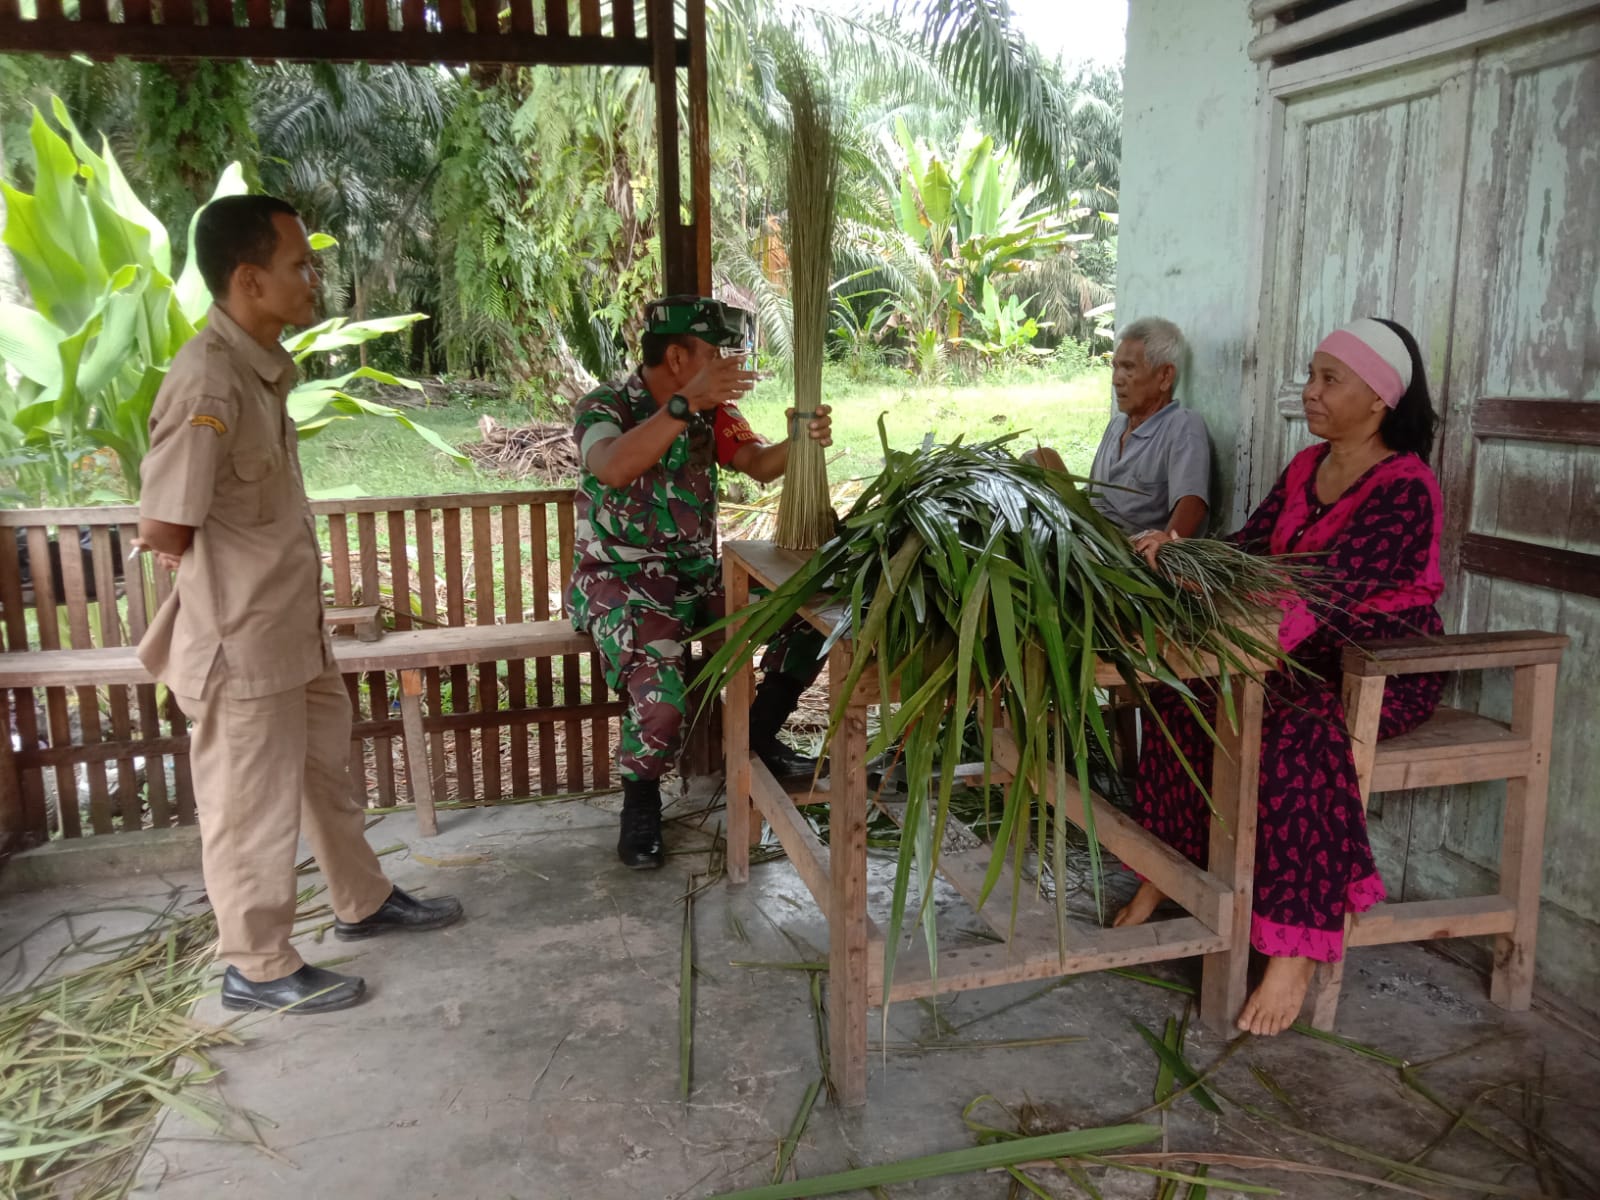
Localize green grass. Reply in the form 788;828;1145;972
297;363;1114;500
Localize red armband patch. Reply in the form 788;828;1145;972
713;402;762;467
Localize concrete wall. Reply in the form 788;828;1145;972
1116;0;1263;528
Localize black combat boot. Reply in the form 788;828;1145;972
618;777;665;869
749;673;825;781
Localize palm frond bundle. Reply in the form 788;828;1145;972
701;427;1308;996
773;56;840;552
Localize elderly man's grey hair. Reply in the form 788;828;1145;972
1117;317;1186;390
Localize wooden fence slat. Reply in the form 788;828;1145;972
612;0;634;38
545;0;567;35
285;0;312;29
579;0;600;35
473;0;498;33
502;505;529;796
362;0;386;31
344;671;368;806
356;511;393;808
327;0;351;31
56;530;111;835
34;0;63;19
0;528;48;838
443;508;474;801
556;503;582;789
90;528;139;830
169;687;195;825
471;506;501;800
388;510;412;630
529;505;557;792
440;0;463;33
27;527;78;838
401;0;424;30
124;0;153;22
205;0;231;26
329;512;353;604
509;0;533;32
162;0;195;26
243;0;268;27
415;508;445;804
120;523;171;828
589;651;609;789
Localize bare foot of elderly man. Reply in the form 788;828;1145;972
1236;956;1317;1036
1111;879;1166;928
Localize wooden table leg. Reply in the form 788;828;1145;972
827;645;870;1106
1491;662;1556;1011
723;557;756;883
1200;675;1263;1034
399;669;437;838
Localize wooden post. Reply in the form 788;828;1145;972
647;0;694;293
827;642;870;1106
400;669;438;837
0;690;22;844
686;0;711;292
723;552;754;881
1310;671;1386;1030
1490;661;1556;1011
1199;675;1263;1035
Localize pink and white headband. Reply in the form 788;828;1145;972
1316;318;1412;409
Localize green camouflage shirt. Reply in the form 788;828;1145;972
570;370;741;626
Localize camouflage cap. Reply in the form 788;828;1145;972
643;295;753;349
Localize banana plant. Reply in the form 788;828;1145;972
0;97;462;506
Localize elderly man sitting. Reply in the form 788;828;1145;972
1084;316;1211;538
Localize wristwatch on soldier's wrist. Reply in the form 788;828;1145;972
666;394;691;422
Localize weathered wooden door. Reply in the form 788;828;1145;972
1414;23;1600;989
1253;18;1600;1004
1251;56;1473;501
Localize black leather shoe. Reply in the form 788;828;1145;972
221;963;366;1013
618;778;665;870
755;736;826;782
334;886;463;940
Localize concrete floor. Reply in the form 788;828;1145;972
4;789;1598;1200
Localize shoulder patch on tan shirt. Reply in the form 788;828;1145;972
189;414;228;436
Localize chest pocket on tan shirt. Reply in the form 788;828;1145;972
222;451;283;525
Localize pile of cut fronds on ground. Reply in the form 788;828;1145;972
700;424;1310;998
0;902;246;1197
460;415;579;482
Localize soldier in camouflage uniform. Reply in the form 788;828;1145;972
571;296;833;868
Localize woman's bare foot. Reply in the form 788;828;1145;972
1112;880;1167;928
1236;956;1317;1035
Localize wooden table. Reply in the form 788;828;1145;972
722;540;1271;1107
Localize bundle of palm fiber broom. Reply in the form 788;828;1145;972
772;52;840;551
700;425;1315;997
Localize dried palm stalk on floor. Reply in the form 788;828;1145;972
0;903;243;1198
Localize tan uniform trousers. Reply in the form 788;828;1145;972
176;661;392;982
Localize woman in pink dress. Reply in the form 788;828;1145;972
1117;317;1445;1036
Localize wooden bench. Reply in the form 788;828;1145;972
0;620;603;838
1309;629;1568;1029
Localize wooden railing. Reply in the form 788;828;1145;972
0;492;618;843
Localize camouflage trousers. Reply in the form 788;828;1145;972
585;581;824;782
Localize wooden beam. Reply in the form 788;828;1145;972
579;0;600;36
1460;534;1600;600
1347;896;1518;947
1474;398;1600;447
611;0;633;38
1249;0;1441;62
990;730;1232;936
544;0;567;35
1341;630;1570;677
0;21;683;67
876;917;1227;1005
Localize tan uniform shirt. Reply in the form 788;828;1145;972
137;305;330;699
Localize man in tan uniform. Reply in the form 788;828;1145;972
137;195;461;1015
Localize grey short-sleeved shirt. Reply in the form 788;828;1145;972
1085;401;1211;534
